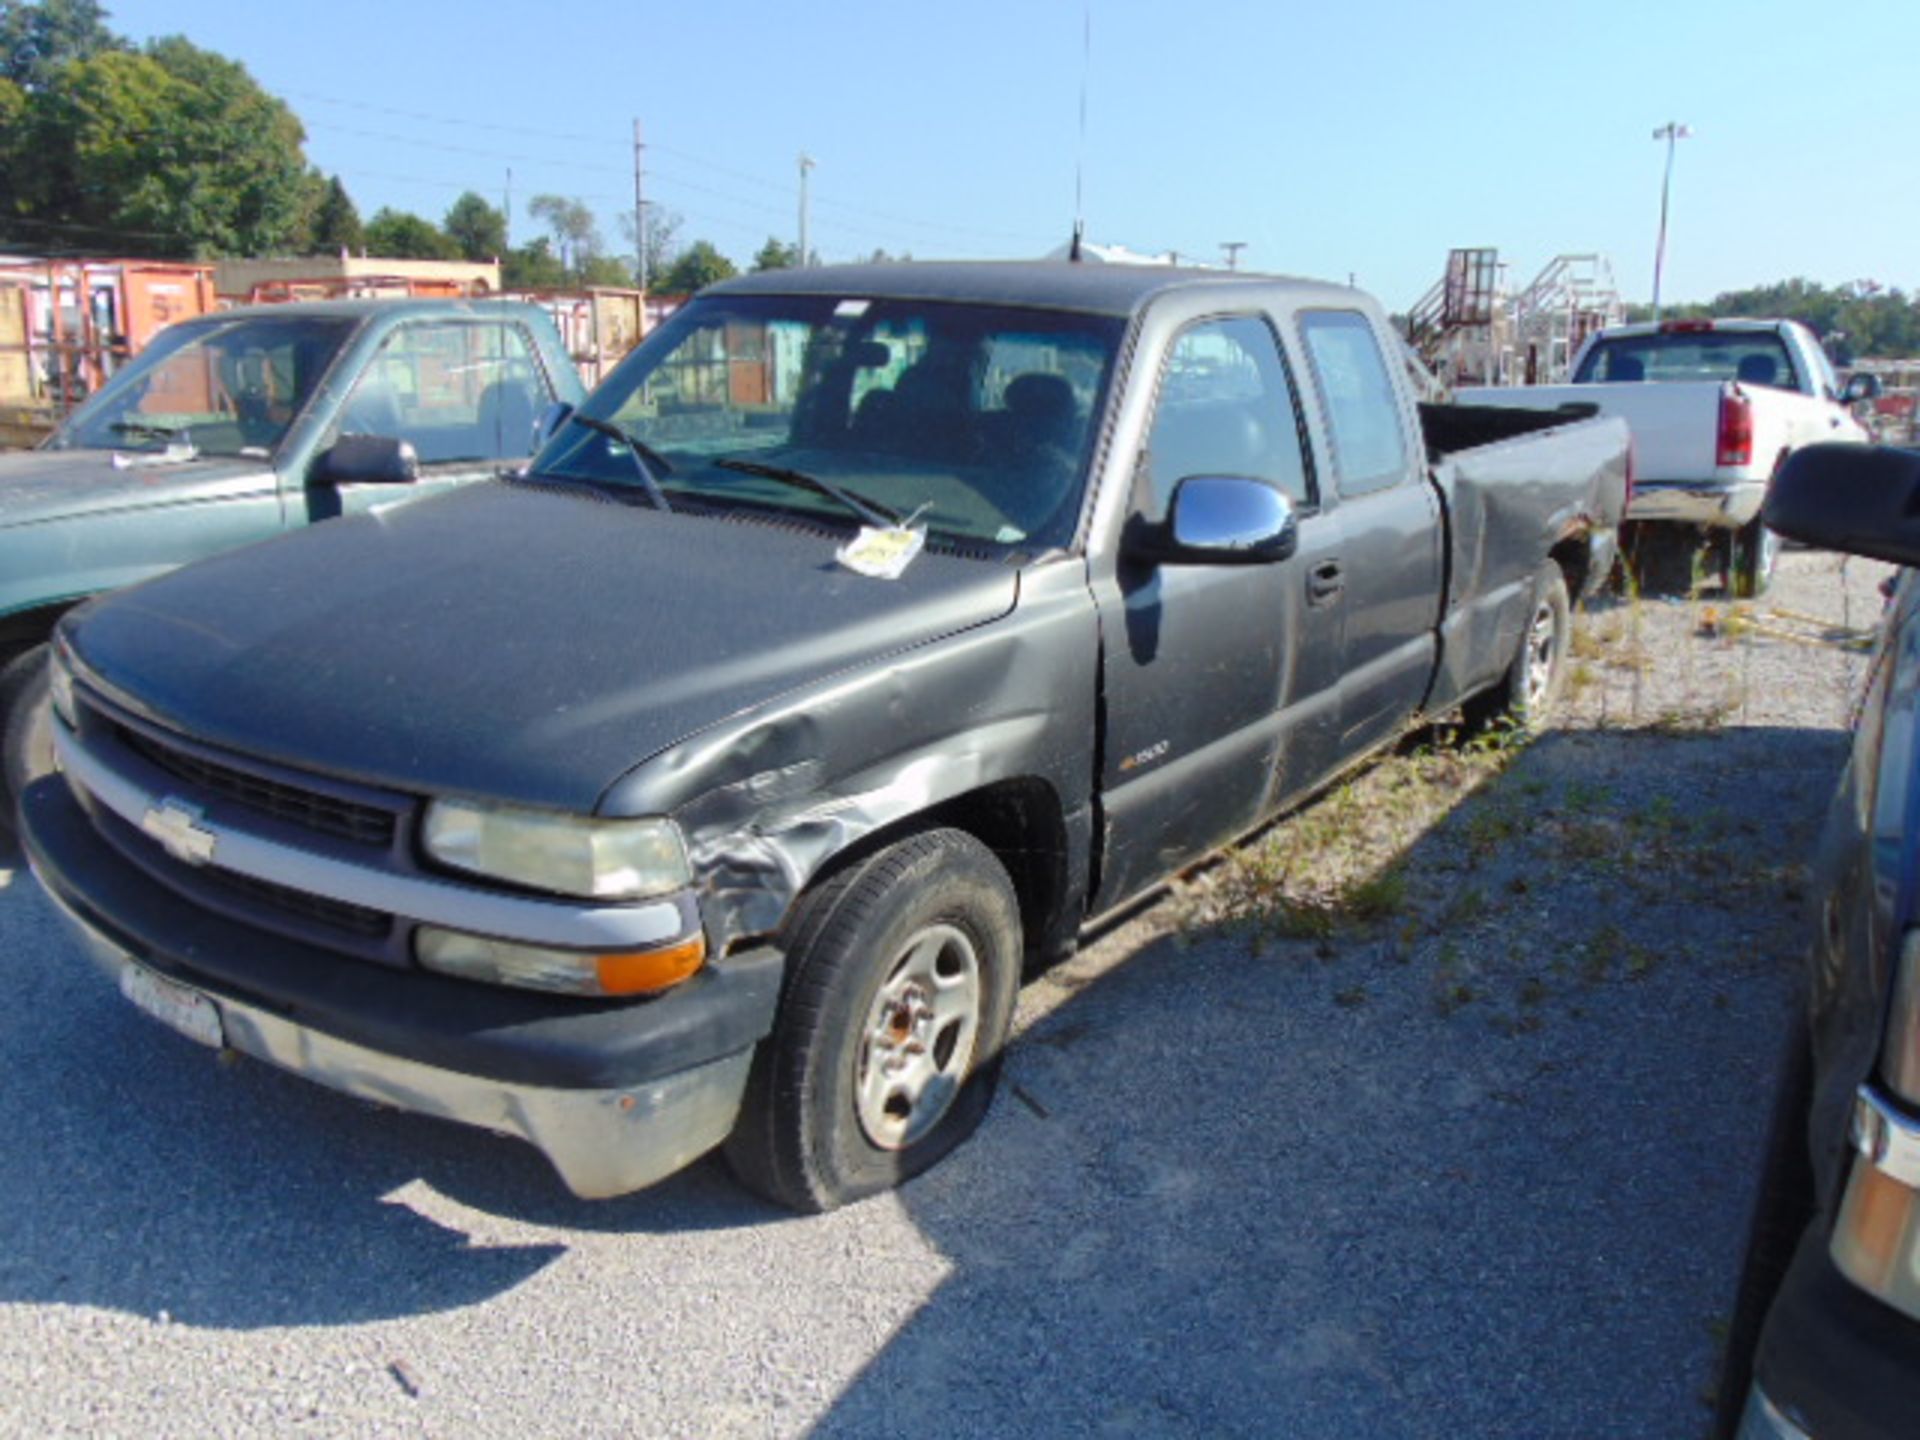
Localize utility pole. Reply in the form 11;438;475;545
1650;121;1691;322
633;118;648;294
1221;241;1247;271
504;167;512;249
798;152;815;267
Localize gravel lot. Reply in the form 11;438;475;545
0;548;1889;1439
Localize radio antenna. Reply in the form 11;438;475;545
1071;0;1091;259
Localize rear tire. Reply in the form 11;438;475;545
1730;516;1777;598
723;828;1022;1213
0;643;53;838
1460;563;1570;736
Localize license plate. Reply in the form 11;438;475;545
118;962;224;1050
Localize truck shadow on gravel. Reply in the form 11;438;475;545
0;723;1842;1371
812;722;1846;1439
0;876;780;1331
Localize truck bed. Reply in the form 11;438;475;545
1417;399;1601;462
1422;405;1631;714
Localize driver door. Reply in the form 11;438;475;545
1091;313;1346;912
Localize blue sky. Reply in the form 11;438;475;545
109;0;1920;310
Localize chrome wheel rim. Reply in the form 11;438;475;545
1523;599;1558;713
855;923;982;1151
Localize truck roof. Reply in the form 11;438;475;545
177;298;557;326
1592;317;1800;341
708;260;1363;317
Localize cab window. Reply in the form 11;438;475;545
1140;315;1313;519
1298;310;1409;497
332;321;553;464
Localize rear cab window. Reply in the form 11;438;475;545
1574;328;1801;391
1296;310;1409;497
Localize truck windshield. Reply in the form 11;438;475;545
531;294;1125;553
1574;330;1800;390
52;315;356;458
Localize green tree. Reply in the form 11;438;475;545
501;237;568;290
620;205;681;288
443;190;506;263
362;207;455;260
0;0;119;89
1625;277;1920;360
580;253;634;287
308;174;361;252
752;236;798;272
19;36;313;257
657;239;737;294
528;193;598;277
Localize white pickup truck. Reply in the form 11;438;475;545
1460;318;1879;593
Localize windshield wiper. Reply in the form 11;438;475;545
712;457;903;528
108;420;193;445
563;413;673;511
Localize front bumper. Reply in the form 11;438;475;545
1627;478;1765;529
22;774;784;1197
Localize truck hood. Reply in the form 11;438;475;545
0;447;276;530
66;480;1022;812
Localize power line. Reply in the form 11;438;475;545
295;101;1051;248
288;89;611;147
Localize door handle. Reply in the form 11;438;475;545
1308;559;1344;605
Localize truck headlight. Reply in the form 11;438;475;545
415;926;706;997
420;799;690;900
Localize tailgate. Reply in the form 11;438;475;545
1455;380;1726;481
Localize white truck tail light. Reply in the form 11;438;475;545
1717;387;1754;467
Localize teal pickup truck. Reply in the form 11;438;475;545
0;299;584;832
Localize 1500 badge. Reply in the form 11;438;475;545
1118;740;1171;773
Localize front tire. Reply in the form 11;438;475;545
724;828;1022;1212
1460;562;1571;735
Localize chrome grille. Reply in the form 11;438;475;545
117;724;397;848
199;867;392;939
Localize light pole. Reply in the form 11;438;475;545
1650;121;1691;322
1220;241;1247;271
797;153;815;268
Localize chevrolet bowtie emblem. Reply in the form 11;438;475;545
141;797;217;866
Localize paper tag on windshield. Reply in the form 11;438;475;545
837;524;925;580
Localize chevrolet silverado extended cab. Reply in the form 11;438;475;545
0;299;585;834
22;262;1628;1212
1460;319;1878;595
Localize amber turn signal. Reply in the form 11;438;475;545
596;935;708;995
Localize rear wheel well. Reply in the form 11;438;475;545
1548;535;1588;603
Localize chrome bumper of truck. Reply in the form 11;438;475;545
1627;479;1765;529
49;890;754;1199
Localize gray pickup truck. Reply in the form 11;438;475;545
0;299;585;830
22;262;1628;1211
